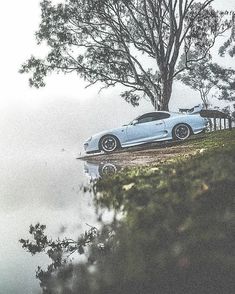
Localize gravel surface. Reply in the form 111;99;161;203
78;136;205;167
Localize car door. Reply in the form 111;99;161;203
126;113;166;144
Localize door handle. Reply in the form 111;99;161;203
156;122;163;125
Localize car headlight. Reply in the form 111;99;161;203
86;136;92;142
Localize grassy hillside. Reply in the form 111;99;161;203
92;129;235;294
96;129;235;207
184;129;235;150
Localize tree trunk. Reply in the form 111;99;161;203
159;78;173;111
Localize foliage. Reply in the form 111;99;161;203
177;55;235;106
20;0;233;110
20;130;235;293
19;223;102;290
219;12;235;57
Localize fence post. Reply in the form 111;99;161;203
228;117;232;130
213;116;216;131
219;118;222;130
224;118;226;130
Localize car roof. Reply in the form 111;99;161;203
138;111;173;117
146;111;171;114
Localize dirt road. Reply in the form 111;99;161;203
78;136;205;167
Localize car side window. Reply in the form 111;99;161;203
157;113;170;120
137;116;155;124
137;112;170;124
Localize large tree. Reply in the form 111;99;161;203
20;0;232;110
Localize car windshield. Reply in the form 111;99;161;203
128;116;140;125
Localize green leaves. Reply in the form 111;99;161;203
19;56;49;88
177;53;235;105
219;12;235;57
19;223;48;255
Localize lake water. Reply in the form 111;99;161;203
0;149;104;294
0;95;152;294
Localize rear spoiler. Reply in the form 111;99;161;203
179;104;203;115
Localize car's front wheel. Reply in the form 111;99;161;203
99;163;117;177
173;124;191;140
100;135;119;153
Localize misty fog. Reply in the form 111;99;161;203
0;0;234;293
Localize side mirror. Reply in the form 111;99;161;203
132;120;138;125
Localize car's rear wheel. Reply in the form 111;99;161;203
100;135;119;153
173;124;191;140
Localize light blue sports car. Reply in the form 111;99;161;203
84;111;208;153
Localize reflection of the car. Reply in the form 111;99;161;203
84;161;121;179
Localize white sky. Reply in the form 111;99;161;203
0;0;235;152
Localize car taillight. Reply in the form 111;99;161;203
204;118;209;125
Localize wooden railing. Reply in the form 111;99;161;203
200;110;233;131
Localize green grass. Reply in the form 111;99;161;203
185;129;235;150
96;129;235;210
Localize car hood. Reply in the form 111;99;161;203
91;126;126;139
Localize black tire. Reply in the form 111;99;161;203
100;135;119;153
173;124;191;140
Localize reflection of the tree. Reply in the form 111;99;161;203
20;148;235;294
